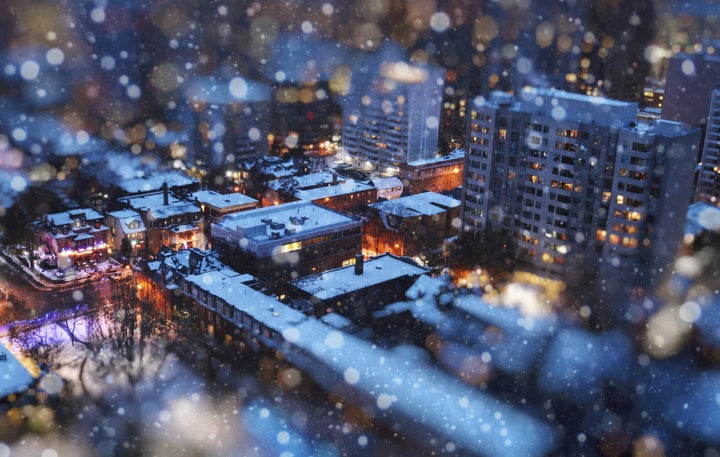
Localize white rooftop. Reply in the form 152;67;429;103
120;191;185;212
290;253;428;301
0;343;34;398
119;171;197;194
213;201;359;247
295;181;374;201
482;87;638;128
407;148;465;167
192;190;258;210
185;268;306;331
107;209;146;234
47;208;104;226
370;191;460;217
184;267;557;456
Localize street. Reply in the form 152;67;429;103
0;255;116;326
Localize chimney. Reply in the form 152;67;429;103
332;172;338;185
162;181;169;206
354;253;364;275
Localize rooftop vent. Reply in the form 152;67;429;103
270;222;285;230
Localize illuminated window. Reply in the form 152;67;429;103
279;241;302;253
616;195;625;205
596;229;607;242
498;129;507;140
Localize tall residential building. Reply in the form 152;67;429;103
697;89;720;203
662;52;720;128
184;75;271;168
461;88;700;290
342;61;444;176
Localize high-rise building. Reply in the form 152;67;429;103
461;88;700;291
697;89;720;203
184;75;271;168
341;61;444;176
662;52;720;128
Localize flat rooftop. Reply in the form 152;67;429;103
290;253;428;301
214;201;360;242
120;191;186;212
370;191;460;217
192;190;258;209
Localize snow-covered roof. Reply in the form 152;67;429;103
481;87;638;128
290;253;428;301
371;176;403;191
47;208;104;226
120;191;185;212
212;201;359;251
0;343;34;398
118;171;197;194
280;315;558;456
192;190;258;210
107;209;146;234
407;148;465;167
295;181;374;201
150;203;201;219
185;268;306;331
370;192;460;217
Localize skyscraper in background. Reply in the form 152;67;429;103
461;88;700;293
696;89;720;203
342;60;444;176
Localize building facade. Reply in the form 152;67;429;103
37;208;109;269
363;191;461;262
105;209;146;257
696;89;720;203
342;62;444;176
211;200;362;280
119;187;206;255
461;88;700;289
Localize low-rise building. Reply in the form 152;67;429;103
362;191;461;262
119;186;205;254
105;209;146;257
192;190;258;222
398;149;465;195
211;200;362;280
289;253;428;322
37;208;109;269
263;171;376;214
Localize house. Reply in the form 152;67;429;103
37;208;109;269
119;185;205;254
105;209;146;257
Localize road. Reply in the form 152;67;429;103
0;255;117;325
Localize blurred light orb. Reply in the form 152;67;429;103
229;77;248;98
46;48;64;66
90;7;105;23
20;60;40;80
681;59;696;76
11;128;27;142
430;12;450;32
10;175;27;192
